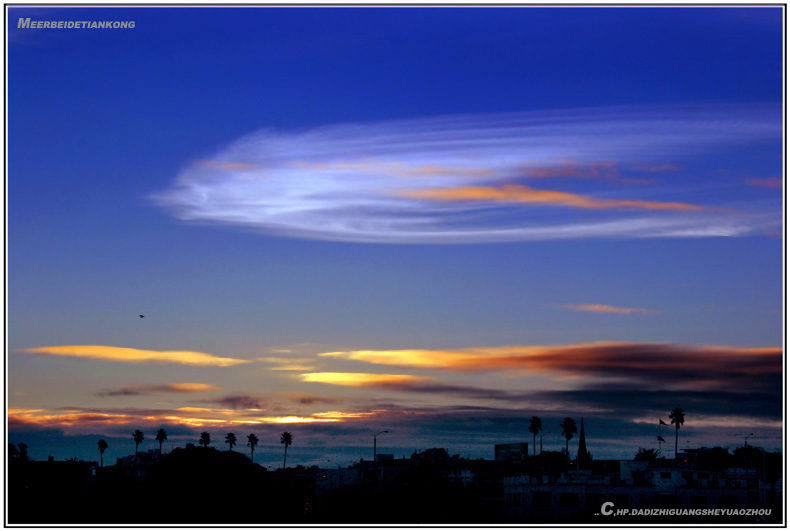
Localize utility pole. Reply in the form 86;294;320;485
541;432;551;455
373;430;388;463
373;430;388;485
744;433;754;504
761;448;766;507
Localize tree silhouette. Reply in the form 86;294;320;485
132;430;144;463
669;407;685;460
247;433;259;462
696;446;731;476
155;428;167;455
560;417;577;459
528;416;542;456
18;443;32;462
199;432;211;448
97;439;108;467
9;443;19;459
280;432;293;469
635;447;659;462
225;433;237;451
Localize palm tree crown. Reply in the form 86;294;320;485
225;432;238;451
528;416;543;456
199;432;211;448
560;417;577;459
669;407;685;460
155;428;167;455
97;439;108;468
132;430;144;462
669;407;685;428
247;433;259;462
280;432;293;469
635;447;659;462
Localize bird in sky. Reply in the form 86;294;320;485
139;315;145;318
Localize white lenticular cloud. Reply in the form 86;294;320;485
153;104;781;243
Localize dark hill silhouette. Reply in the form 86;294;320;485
141;446;311;523
9;446;313;524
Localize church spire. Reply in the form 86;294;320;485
577;417;591;468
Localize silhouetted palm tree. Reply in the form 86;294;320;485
155;428;167;455
132;430;144;463
199;432;211;448
247;433;259;462
225;433;237;451
528;416;543;456
280;432;293;469
97;439;108;467
669;407;685;459
560;417;577;459
635;447;659;462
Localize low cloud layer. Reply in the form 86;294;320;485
195;393;266;410
153;104;781;243
97;383;219;396
8;405;375;432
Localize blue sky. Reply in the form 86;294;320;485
8;6;783;468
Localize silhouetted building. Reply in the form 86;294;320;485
504;458;774;522
495;443;529;463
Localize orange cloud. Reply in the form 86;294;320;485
168;383;218;392
319;343;781;391
257;411;375;424
255;357;316;371
398;184;703;211
19;345;249;367
559;303;660;315
300;372;429;387
745;177;783;189
9;408;146;428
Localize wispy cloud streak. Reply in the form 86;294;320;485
153;104;780;243
745;177;783;189
399;184;703;211
19;345;249;367
559;303;660;315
